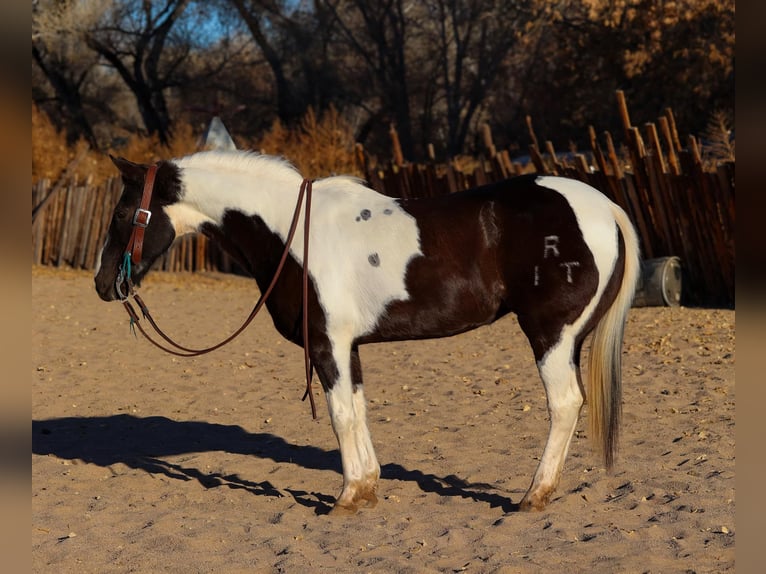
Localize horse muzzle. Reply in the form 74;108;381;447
94;275;120;302
94;265;130;302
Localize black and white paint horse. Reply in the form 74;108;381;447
95;150;639;514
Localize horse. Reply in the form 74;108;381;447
94;149;640;514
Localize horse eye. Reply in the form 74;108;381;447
115;208;130;220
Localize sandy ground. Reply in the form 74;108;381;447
32;267;735;573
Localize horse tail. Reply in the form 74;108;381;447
587;203;640;470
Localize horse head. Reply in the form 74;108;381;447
94;155;180;301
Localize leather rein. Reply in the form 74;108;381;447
117;165;318;419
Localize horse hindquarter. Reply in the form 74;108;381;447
516;177;639;510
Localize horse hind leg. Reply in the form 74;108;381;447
321;343;380;515
520;334;584;511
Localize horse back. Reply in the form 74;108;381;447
359;176;614;346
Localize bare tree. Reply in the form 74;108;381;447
321;0;416;158
31;0;735;159
227;0;350;130
424;0;541;155
499;0;736;147
318;0;540;159
82;0;192;145
228;0;304;124
32;0;104;147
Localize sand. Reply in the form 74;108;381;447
32;267;735;573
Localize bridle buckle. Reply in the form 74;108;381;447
133;208;152;227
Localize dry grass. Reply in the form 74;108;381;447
702;109;735;167
251;106;362;179
32;105;362;186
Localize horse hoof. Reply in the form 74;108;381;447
358;491;378;509
519;493;550;511
328;502;359;516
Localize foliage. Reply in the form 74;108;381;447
32;0;734;163
32;104;360;184
490;0;735;154
32;104;199;184
254;106;362;179
701;110;735;167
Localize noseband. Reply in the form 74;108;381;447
117;166;318;418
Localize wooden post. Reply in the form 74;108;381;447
354;142;366;174
498;150;514;178
427;143;436;162
32;180;46;265
525;115;540;149
389;124;404;167
529;144;546;174
56;185;74;267
481;123;496;158
664;108;683;152
574;154;590;176
545;140;562;175
658;116;681;175
615;90;632;141
688;135;702;165
643;123;677;254
604;131;623;179
645;122;667;174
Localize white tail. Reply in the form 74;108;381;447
587;204;640;469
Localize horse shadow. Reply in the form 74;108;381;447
32;414;518;514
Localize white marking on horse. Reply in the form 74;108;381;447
528;176;620;506
479;201;500;247
543;235;560;258
94;238;108;276
560;261;581;283
536;176;618;330
170;151;423;341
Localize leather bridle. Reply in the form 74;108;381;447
117;166;318;418
115;164;156;300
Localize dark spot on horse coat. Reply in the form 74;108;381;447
360;209;371;221
368;253;380;267
383;208;393;215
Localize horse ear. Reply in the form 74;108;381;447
110;154;147;184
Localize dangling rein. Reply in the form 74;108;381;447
117;165;318;419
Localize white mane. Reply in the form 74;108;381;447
174;149;301;178
174;149;364;190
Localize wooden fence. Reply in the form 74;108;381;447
31;92;734;307
360;94;734;307
32;176;235;275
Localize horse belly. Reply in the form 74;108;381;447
358;255;507;343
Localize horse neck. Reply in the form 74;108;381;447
176;160;305;241
174;159;309;297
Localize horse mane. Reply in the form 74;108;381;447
174;150;301;178
174;149;365;190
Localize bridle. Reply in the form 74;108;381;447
115;164;156;300
117;164;318;418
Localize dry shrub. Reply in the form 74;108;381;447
254;106;362;179
32;105;201;185
114;122;199;167
701;109;734;167
33;104;360;185
32;104;82;183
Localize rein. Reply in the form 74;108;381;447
118;169;318;419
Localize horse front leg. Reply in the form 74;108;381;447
319;341;380;515
520;338;584;511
